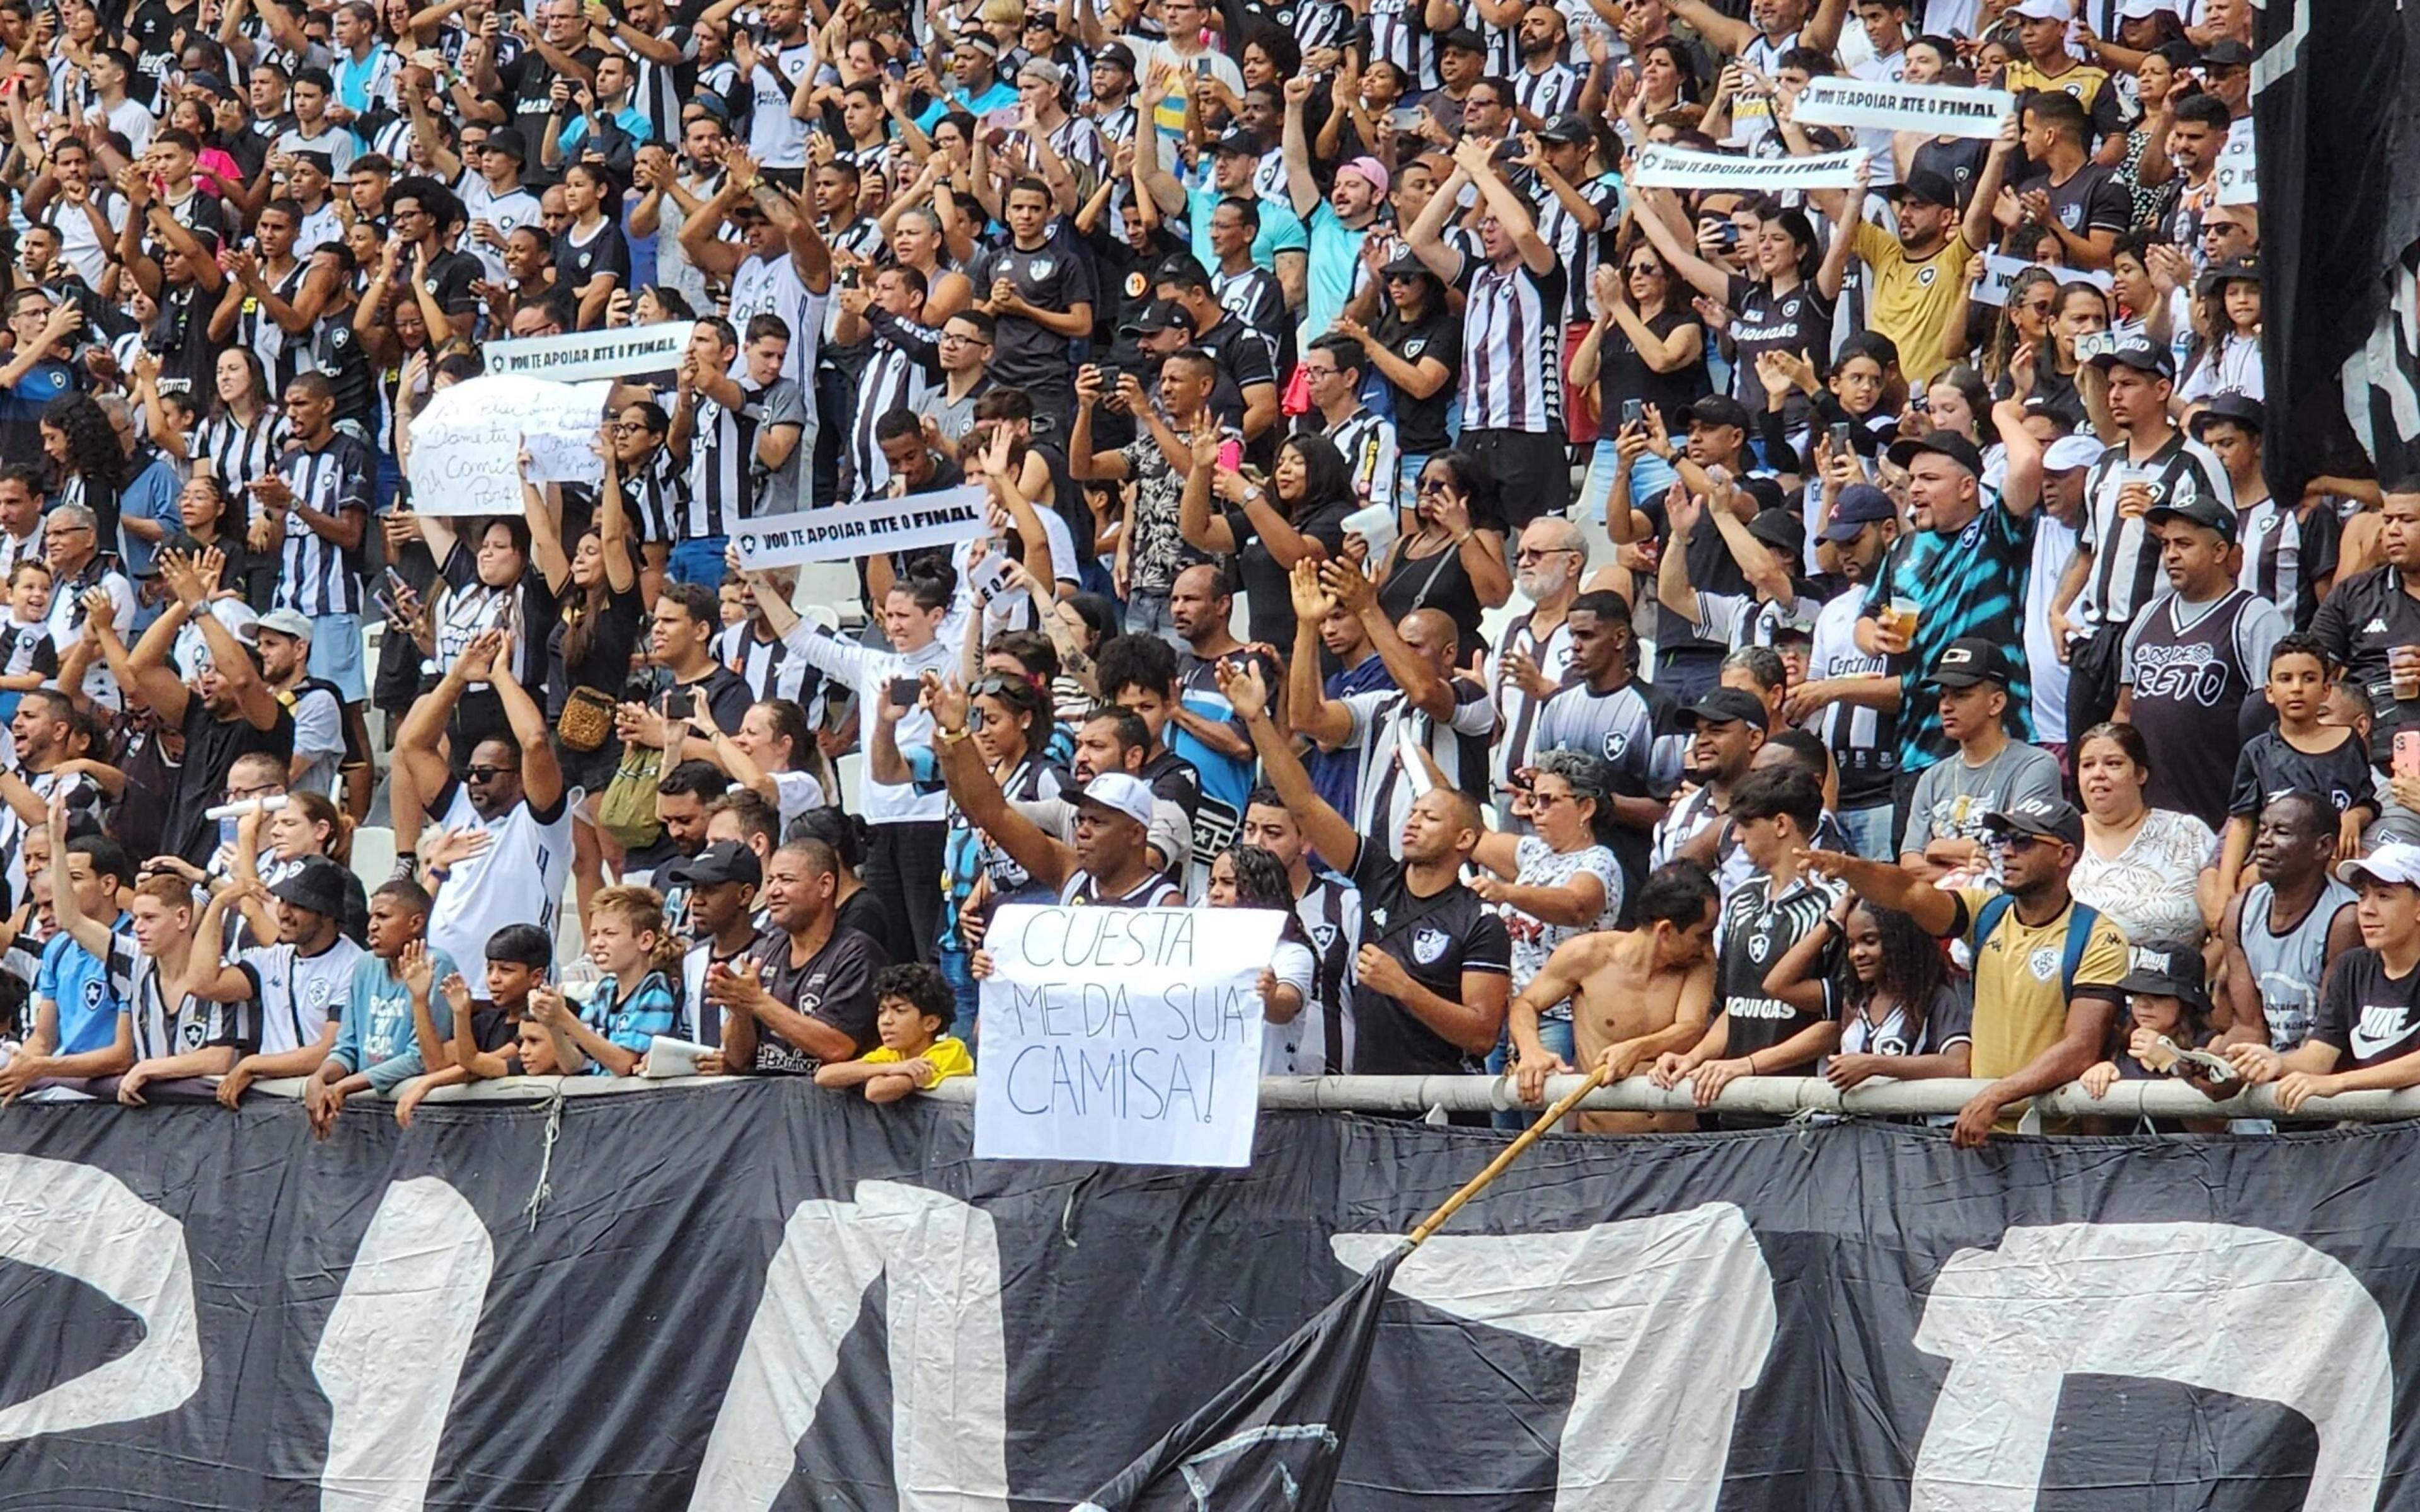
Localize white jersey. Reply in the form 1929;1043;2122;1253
425;784;575;972
239;935;367;1058
726;251;829;396
459;177;543;282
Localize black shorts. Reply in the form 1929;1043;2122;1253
1461;428;1572;530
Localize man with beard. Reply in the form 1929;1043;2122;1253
934;678;1183;908
1491;515;1586;822
122;547;294;868
247;608;347;799
393;628;571;970
1532;588;1685;910
1649;687;1770;897
1781;483;1902;858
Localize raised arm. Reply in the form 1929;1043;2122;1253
1228;658;1362;872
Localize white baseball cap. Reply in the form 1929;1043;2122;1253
2339;842;2420;890
2116;0;2176;19
2008;0;2073;20
1075;772;1156;828
2043;435;2104;472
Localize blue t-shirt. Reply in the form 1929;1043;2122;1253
1304;201;1371;346
1187;176;1307;278
118;453;182;577
584;968;678;1069
1865;494;2037;773
916;79;1018;131
0;358;76;465
35;915;134;1055
334;948;460;1091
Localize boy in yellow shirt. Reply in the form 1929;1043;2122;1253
814;963;974;1102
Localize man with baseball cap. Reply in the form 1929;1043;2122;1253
1898;637;2062;882
2020;429;2101;760
2227;843;2420;1111
666;839;763;1048
1652;687;1769;890
1845;166;1998;384
1812;793;2131;1147
2066;331;2233;740
1793;482;1903;857
190;853;367;1108
1860;422;2043;827
246;607;348;801
2002;0;2126;147
2116;487;2285;827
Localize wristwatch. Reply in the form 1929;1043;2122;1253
935;724;972;746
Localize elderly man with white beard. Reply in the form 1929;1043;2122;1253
1489;514;1589;830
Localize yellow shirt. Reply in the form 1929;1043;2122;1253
2001;59;2116;114
1852;223;1974;385
863;1035;976;1087
1956;887;2129;1084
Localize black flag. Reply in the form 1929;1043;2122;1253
1071;1244;1404;1512
2256;0;2420;494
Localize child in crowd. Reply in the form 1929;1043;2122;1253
304;879;458;1138
531;884;679;1076
0;560;56;721
815;963;973;1102
2220;634;2379;893
393;924;576;1125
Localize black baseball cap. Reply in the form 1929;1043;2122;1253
662;839;762;890
2189;392;2264;437
1093;40;1137;69
483;126;529;162
2200;38;2252;67
1680;687;1772;731
1898;168;1959;209
1439;25;1487;52
1380;251;1431;278
1819;483;1896;541
2087;332;2176;379
2118;936;2210;1009
2145;490;2236;541
1686;393;1751;432
1924;636;2009;689
1886;430;1985;478
1124;297;1195;335
2195;255;2261;294
1746;508;1806;558
1983;795;2086;850
269;855;350;920
1210;127;1262;158
1538;112;1594;146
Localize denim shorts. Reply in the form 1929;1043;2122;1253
308;612;366;702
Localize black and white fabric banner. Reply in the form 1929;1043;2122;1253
0;1084;2413;1509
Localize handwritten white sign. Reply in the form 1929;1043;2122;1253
1969;253;2114;308
483;322;695;382
1791;76;2013;140
974;904;1283;1168
729;485;989;570
1630;144;1865;190
2215;119;2257;207
405;375;613;516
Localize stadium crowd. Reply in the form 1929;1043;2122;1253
0;0;2406;1151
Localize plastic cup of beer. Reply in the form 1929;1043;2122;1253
1885;596;1920;644
2394;646;2420;702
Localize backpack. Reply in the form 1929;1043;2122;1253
1973;891;2103;999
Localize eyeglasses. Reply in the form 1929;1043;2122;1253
1417;479;1451;495
464;764;519;781
43;525;91;539
1303;365;1339;379
222;782;280;801
1515;546;1578;563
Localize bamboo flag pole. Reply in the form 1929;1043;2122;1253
1405;1063;1613;1248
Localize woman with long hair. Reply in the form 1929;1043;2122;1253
1908;362;1995;447
1179;431;1359;649
530;434;643;927
1373;450;1512;651
1573;236;1708;522
2071;721;2221;946
1765;892;1969;1086
702;697;828;825
1963;262;2057;386
556;161;631;330
40;391;129;552
192;349;285;492
225;788;371;946
1633;188;1852;433
1204;840;1318;1074
176;474;275;609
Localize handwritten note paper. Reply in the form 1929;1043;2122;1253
405;375;612;517
974;905;1283;1168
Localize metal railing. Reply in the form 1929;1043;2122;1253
226;1073;2420;1125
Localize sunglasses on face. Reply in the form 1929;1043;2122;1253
465;764;518;781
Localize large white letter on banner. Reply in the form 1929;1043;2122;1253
314;1177;494;1512
0;1154;202;1441
1332;1203;1775;1510
1909;1222;2390;1512
689;1180;1011;1512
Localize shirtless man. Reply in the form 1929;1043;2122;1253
1509;860;1721;1133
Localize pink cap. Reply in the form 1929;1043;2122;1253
1338;156;1390;195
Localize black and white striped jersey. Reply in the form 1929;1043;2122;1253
1457;256;1567;433
272;434;374;617
844;340;936;503
129;949;255;1063
193;411;289;493
683;385;767;537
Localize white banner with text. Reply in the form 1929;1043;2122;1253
974;903;1282;1167
483;322;696;382
1790;76;2014;139
728;485;989;568
1630;144;1866;190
